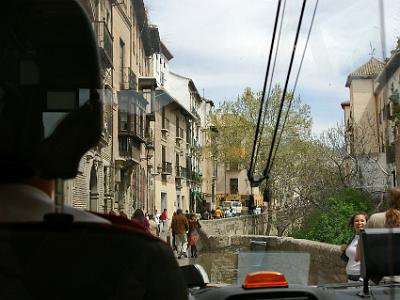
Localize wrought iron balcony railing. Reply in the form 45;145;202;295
162;161;172;175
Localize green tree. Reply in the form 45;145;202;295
292;188;372;244
209;85;312;173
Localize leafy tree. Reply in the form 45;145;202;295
209;85;312;173
208;86;379;238
292;188;373;244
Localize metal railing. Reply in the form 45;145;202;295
180;167;187;178
120;67;137;90
162;161;172;174
176;127;184;140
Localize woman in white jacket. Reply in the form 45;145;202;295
340;212;368;282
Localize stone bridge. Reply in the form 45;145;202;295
199;210;304;237
198;214;347;285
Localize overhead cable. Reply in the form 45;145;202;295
268;0;319;174
248;0;282;183
263;0;308;179
253;0;287;177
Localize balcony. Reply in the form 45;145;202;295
94;21;113;68
161;161;172;175
138;77;157;90
176;127;184;142
181;167;187;178
118;93;146;143
141;89;156;122
176;166;187;179
120;67;137;90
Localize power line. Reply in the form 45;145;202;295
248;0;283;183
253;0;287;176
268;0;319;175
263;0;308;180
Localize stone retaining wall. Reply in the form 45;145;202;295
199;213;276;236
198;234;347;285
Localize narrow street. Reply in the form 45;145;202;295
159;227;196;266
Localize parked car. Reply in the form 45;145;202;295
231;201;242;216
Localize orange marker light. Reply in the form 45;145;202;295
242;271;289;289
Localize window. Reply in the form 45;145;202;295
119;136;131;157
130;101;135;133
162;145;166;163
119;97;128;131
118;91;146;139
230;178;238;194
176;153;180;176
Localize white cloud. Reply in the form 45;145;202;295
144;0;400;130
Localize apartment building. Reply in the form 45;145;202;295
62;1;216;217
164;72;210;214
343;41;400;190
215;163;263;210
199;98;217;210
64;0;154;217
374;44;400;187
63;0;115;212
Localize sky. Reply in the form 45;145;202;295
143;0;400;136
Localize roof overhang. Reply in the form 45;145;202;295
375;51;400;95
340;101;350;109
161;41;173;61
155;89;197;119
345;75;375;88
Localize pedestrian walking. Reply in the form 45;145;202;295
171;209;189;258
132;209;150;233
169;212;177;251
161;208;167;232
154;209;161;233
188;213;201;258
214;207;223;219
202;209;209;220
148;214;159;237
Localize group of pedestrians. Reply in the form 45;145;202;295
201;207;223;220
108;208;162;238
340;187;400;282
169;209;202;258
